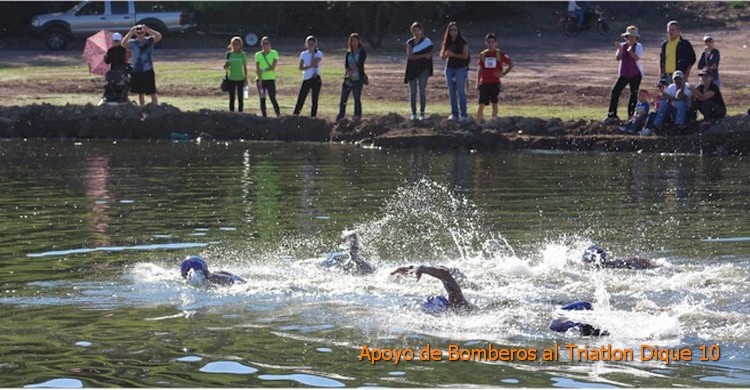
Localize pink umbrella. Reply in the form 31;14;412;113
82;30;113;76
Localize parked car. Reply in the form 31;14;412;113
30;1;195;50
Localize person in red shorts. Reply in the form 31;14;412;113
476;33;513;120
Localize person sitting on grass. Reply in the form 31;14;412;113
690;68;726;123
639;80;669;136
391;265;476;314
619;89;650;134
651;70;692;135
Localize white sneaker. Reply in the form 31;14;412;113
418;114;425;121
448;115;457;121
460;115;470;122
638;128;653;136
410;114;416;121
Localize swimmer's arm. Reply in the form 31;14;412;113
415;266;470;307
390;265;415;276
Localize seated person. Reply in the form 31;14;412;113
550;301;608;336
691;69;726;121
320;230;375;275
104;32;128;72
639;80;669;136
582;245;656;269
180;255;246;286
652;70;692;134
391;265;476;314
619;89;651;134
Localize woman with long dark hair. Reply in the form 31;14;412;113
440;22;469;121
336;33;367;121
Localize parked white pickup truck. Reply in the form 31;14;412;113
30;1;195;50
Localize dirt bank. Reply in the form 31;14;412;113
0;103;748;156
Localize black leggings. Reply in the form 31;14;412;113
227;80;245;112
258;79;280;117
293;76;321;117
607;74;641;118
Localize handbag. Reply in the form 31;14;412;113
220;52;231;92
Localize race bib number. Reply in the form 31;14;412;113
484;57;497;68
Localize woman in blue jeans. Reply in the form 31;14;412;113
336;33;367;121
440;22;469;121
404;22;433;121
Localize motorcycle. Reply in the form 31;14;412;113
562;5;613;37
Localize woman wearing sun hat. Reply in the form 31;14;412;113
605;25;644;124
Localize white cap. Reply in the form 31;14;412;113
112;33;122;42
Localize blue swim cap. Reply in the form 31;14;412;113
582;245;607;265
180;256;208;278
550;301;593;332
421;295;450;314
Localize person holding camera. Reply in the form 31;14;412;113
336;33;367;122
605;26;644;124
121;24;162;107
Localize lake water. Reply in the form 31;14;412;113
0;140;748;387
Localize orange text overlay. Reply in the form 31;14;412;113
358;343;721;365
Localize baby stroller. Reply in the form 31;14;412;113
100;65;131;105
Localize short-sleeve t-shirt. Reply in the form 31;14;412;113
255;49;279;81
300;49;324;80
665;82;693;99
478;49;511;85
226;51;248;81
129;36;154;73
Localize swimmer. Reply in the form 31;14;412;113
180;255;246;287
320;230;375;275
391;265;476;314
549;301;608;336
582;245;656;269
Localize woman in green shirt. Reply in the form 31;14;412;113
255;36;281;117
223;36;248;112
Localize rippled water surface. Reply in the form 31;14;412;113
0;140;748;387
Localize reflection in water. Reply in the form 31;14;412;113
84;155;111;246
0;141;748;387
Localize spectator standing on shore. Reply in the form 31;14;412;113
691;69;726;121
476;33;513;121
336;33;367;122
255;36;281;117
223;36;248;113
104;32;127;71
121;24;161;107
404;22;433;121
440;22;470;122
605;26;644;124
659;20;696;83
293;35;323;117
698;34;720;87
652;70;692;134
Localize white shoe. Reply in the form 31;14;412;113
460;115;470;122
638;128;653;136
448;115;457;121
410;114;416;121
418;114;425;121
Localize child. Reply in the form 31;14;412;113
619;89;650;134
476;33;513;120
639;80;668;136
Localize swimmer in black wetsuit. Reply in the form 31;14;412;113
320;230;375;275
180;256;246;287
549;301;608;336
391;265;476;314
582;245;656;270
